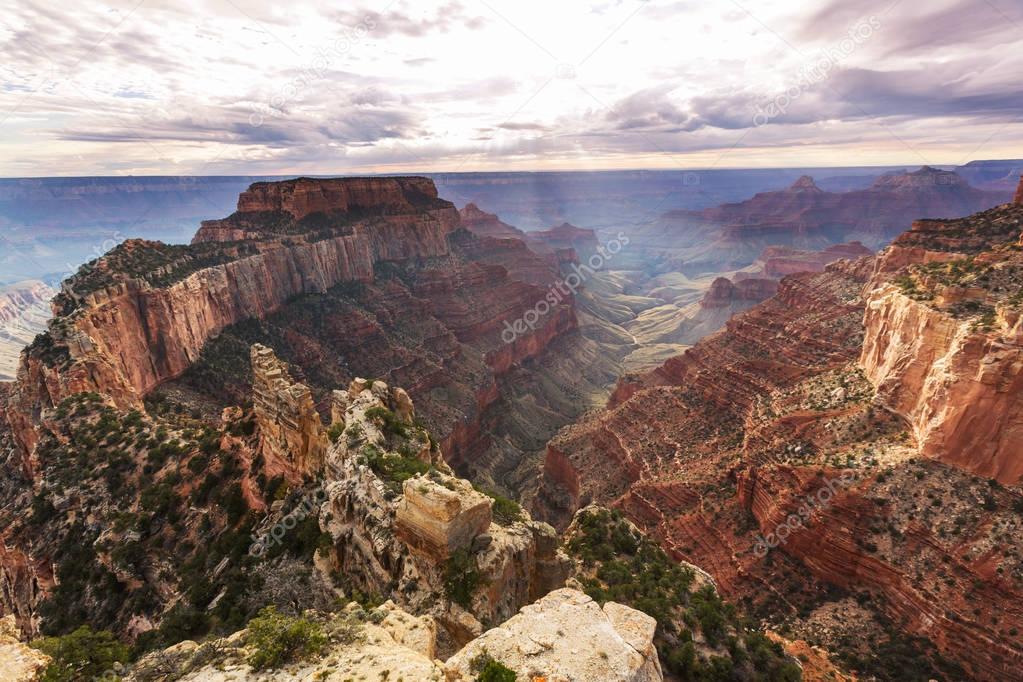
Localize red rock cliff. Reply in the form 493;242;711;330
860;201;1023;485
6;177;460;470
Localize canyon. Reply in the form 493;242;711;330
0;281;54;382
618;167;1010;277
536;178;1023;679
1;172;1021;680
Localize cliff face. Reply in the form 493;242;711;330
535;194;1023;679
860;200;1023;484
250;344;326;477
4;177;463;471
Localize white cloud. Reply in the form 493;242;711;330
1;0;1022;175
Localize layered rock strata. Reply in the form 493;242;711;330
317;376;571;644
536;191;1023;678
860;198;1023;484
250;344;326;477
2;177;461;472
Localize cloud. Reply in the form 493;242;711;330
3;0;1023;174
496;122;550;132
332;1;487;38
800;0;1023;57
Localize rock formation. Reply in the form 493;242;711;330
446;588;662;681
860;200;1023;484
458;202;527;241
3;177;571;478
754;242;873;278
1016;174;1023;204
126;601;448;682
535;196;1023;678
0;615;49;682
250;344;326;477
123;589;661;682
620;167;1009;276
525;221;599;258
396;475;494;561
316;375;571;645
699;276;778;309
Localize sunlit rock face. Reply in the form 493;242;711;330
445;588;663;682
250;344;327;477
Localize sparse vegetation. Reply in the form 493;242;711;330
470;651;517;682
361;444;432;493
444;549;482;609
566;507;800;681
474;485;524;526
245;606;327;670
32;625;130;682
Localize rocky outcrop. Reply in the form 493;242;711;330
195;176;456;242
458;203;527;240
446;588;662;681
1016;175;1023;204
124;589;660;682
859;201;1023;484
126;602;446;682
699;277;778;309
0;615;49;682
3;177;461;472
317;377;570;643
251;344;326;477
396;476;493;561
757;242;873;278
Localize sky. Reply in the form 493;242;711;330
1;0;1022;176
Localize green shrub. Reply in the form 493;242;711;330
363;445;431;493
327;422;345;443
444;549;482;608
474;486;524;526
365;406;408;438
32;626;129;682
470;652;517;681
245;606;327;670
